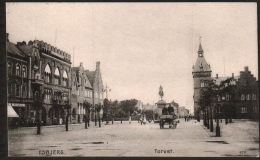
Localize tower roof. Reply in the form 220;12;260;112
192;42;211;73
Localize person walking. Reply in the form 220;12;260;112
129;115;131;124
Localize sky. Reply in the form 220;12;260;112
6;3;258;113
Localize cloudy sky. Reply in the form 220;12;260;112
6;3;257;113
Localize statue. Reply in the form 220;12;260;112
159;85;164;100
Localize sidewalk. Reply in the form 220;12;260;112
198;119;259;157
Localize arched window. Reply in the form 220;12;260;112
22;66;27;78
54;67;60;85
8;62;12;76
62;71;68;87
16;64;21;76
44;64;51;83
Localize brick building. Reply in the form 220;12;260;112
192;42;212;119
213;67;258;120
71;62;93;123
15;39;71;126
192;41;258;120
85;61;105;121
7;34;31;126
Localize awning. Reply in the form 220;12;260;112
8;104;19;118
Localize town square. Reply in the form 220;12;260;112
5;2;259;157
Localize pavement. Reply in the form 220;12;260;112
8;119;259;157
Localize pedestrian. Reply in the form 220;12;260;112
59;118;63;125
129;115;131;124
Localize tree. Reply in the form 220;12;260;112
120;99;138;115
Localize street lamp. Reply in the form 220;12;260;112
65;103;71;131
216;104;221;137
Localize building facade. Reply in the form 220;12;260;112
192;43;212;119
7;34;107;127
213;67;258;120
71;63;93;124
7;34;31;126
86;62;105;121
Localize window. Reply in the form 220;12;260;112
217;95;221;102
246;94;251;100
62;71;68;87
226;94;231;101
8;63;12;76
241;107;247;113
16;64;21;76
54;68;60;85
200;81;205;88
252;94;256;100
44;64;51;83
22;66;27;78
241;94;245;100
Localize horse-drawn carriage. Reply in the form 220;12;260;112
155;85;179;129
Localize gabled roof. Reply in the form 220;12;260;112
85;70;95;85
6;41;26;58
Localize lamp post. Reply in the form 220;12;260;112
206;107;210;129
33;81;44;135
65;103;70;131
216;104;221;137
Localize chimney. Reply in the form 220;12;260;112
6;33;9;42
80;62;83;67
96;61;100;71
216;73;218;79
245;66;249;71
232;73;234;78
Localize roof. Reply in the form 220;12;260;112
192;43;211;73
212;76;239;85
156;99;167;105
6;42;26;58
17;44;34;56
85;70;95;85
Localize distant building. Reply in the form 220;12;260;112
135;100;143;111
178;106;190;118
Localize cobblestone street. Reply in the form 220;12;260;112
8;119;259;157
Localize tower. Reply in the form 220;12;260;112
192;41;212;119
